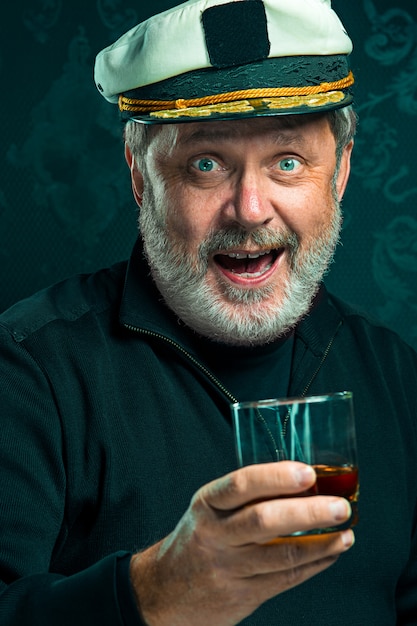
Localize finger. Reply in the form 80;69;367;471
229;530;355;578
223;495;352;545
199;462;316;512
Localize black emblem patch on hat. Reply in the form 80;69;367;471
202;0;270;69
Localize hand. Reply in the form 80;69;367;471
129;461;354;626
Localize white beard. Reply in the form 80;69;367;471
139;187;342;347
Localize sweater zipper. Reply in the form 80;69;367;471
124;321;342;462
297;319;343;399
123;320;342;405
123;324;238;404
278;319;343;440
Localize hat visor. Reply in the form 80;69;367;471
123;90;353;124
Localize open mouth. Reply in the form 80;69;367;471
214;248;281;278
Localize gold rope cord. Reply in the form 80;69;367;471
119;71;354;113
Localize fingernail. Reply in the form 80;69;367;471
329;499;351;521
341;529;355;548
295;465;316;487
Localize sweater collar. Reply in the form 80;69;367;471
119;237;203;354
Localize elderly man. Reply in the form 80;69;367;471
1;1;416;624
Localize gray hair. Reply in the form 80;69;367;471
327;105;357;164
124;105;357;167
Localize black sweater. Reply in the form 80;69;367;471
0;239;416;624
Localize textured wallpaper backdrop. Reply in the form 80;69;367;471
1;0;416;351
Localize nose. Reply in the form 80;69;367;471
227;169;275;230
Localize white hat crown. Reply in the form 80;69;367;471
94;0;353;123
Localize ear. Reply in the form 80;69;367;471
125;143;144;207
335;140;353;202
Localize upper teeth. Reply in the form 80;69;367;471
227;249;271;259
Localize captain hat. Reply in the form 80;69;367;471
94;0;354;124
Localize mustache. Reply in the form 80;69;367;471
198;226;299;260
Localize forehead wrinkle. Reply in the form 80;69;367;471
176;120;309;149
179;125;242;146
270;130;306;148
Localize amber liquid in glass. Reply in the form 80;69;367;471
309;464;358;498
263;464;359;542
307;464;359;527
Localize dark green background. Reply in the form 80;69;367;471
1;1;417;350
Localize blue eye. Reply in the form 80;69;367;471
278;158;300;172
193;157;220;172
